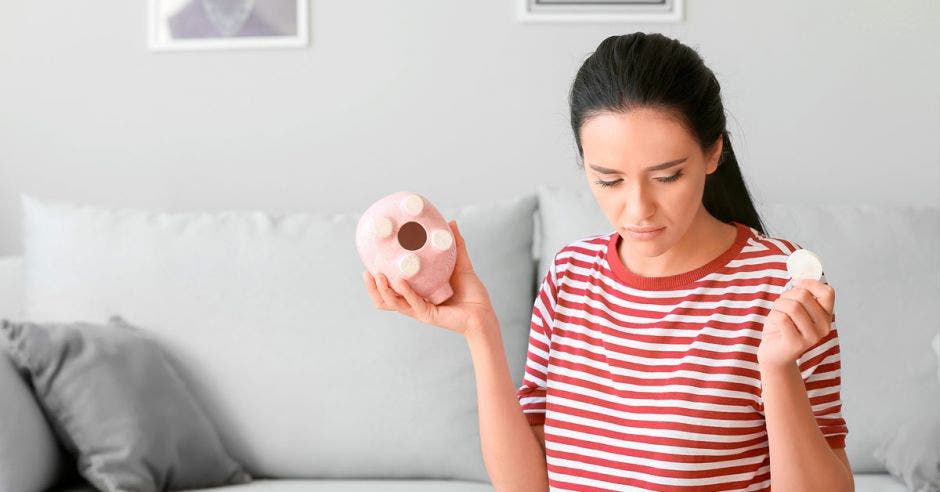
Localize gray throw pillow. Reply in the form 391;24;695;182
873;410;940;491
0;315;251;491
0;351;65;492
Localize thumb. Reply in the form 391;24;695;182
449;220;473;273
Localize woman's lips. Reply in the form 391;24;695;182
625;226;665;240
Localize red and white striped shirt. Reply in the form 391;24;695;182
516;221;848;491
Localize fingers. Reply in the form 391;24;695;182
771;308;805;350
774;297;828;344
390;274;432;321
767;308;799;339
363;271;385;308
363;271;407;312
449;220;473;273
790;287;831;334
375;272;412;313
792;278;835;320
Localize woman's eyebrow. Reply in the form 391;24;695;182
589;157;688;174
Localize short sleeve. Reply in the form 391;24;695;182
796;271;850;449
515;253;560;426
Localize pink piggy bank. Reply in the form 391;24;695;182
355;191;457;305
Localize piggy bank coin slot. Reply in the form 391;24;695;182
398;221;427;251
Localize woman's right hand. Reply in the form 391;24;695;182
362;220;497;337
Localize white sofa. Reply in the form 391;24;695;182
0;186;936;491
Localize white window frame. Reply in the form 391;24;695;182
515;0;684;23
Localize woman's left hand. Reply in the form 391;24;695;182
757;278;836;371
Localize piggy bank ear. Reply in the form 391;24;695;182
365;215;393;238
399;194;425;216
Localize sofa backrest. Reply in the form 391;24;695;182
2;187;938;476
6;193;539;482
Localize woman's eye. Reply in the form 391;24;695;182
593;171;683;188
656;170;684;183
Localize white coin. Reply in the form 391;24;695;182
786;248;823;281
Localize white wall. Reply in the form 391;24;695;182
0;0;937;255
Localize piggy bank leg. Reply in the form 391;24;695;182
427;284;454;305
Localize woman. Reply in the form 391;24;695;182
363;32;853;492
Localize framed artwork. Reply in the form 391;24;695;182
516;0;684;23
149;0;309;51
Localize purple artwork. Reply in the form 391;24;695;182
150;0;307;50
169;0;294;38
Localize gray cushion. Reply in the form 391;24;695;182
533;184;611;289
757;202;940;472
874;411;940;491
854;474;918;492
0;315;252;491
0;350;64;492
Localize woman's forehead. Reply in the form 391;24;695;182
581;110;698;170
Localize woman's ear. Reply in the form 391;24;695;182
705;134;723;174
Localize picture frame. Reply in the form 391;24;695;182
516;0;684;23
149;0;309;51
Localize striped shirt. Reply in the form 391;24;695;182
516;220;848;491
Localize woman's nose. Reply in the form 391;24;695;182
624;181;656;220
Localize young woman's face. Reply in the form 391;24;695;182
580;108;722;256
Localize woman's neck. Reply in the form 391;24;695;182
620;208;737;278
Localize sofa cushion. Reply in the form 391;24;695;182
758;202;940;472
0;255;64;492
37;474;917;492
0;315;252;490
533;185;611;289
873;393;940;490
19;192;537;482
0;350;63;492
535;184;940;473
853;473;920;492
56;478;496;492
